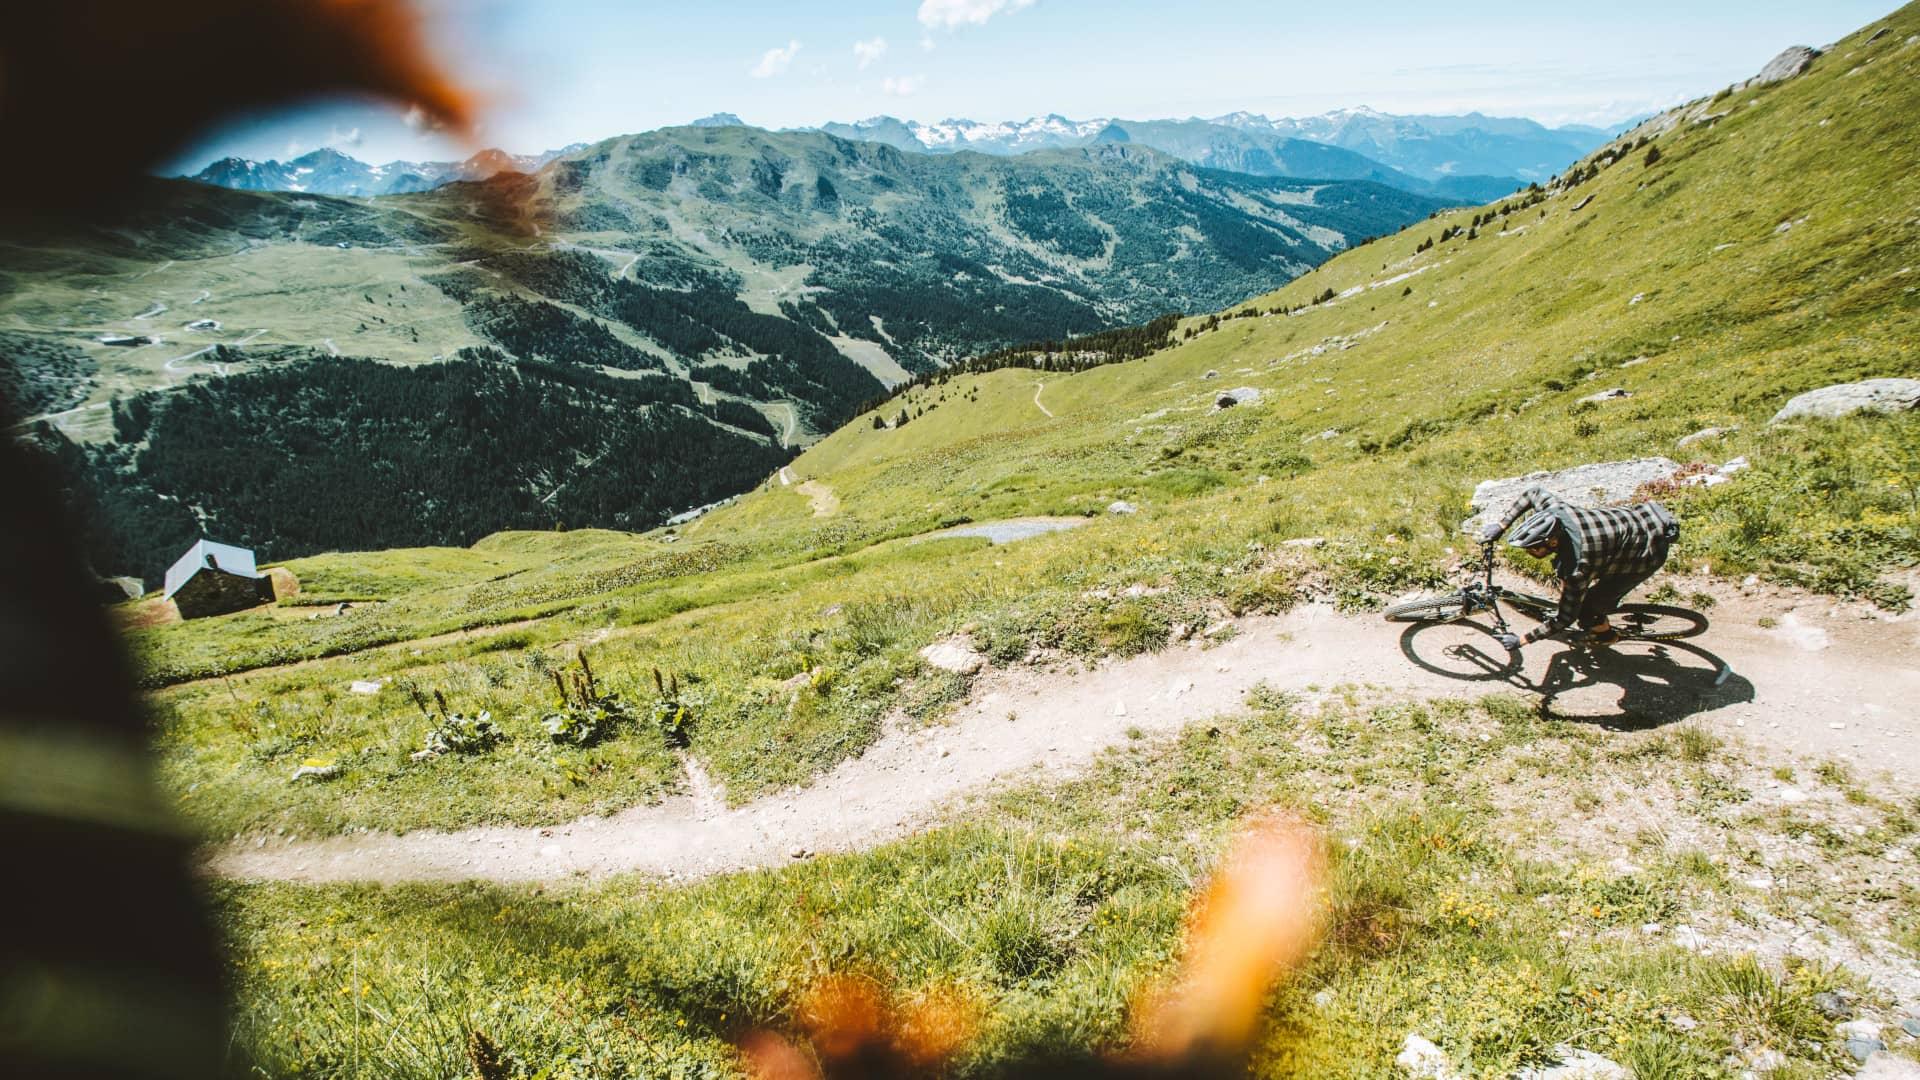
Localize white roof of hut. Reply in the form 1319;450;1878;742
163;539;261;600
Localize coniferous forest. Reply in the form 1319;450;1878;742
21;354;791;585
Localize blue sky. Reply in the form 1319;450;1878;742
166;0;1901;170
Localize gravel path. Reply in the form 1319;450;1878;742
209;588;1919;885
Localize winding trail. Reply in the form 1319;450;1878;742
1032;381;1055;418
163;345;217;371
210;592;1919;885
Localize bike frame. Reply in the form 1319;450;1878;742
1456;542;1558;636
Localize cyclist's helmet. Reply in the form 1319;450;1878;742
1507;509;1561;549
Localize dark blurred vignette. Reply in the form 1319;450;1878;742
0;4;471;1075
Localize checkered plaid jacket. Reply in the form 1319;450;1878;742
1494;486;1678;639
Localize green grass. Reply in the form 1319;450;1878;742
216;692;1902;1077
109;9;1920;1074
142;39;1920;821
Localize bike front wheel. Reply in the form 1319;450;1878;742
1613;604;1708;641
1383;592;1474;623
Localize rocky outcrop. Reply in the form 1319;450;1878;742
1740;46;1820;89
1626;45;1819;140
1771;378;1920;422
1462;457;1681;533
1214;386;1262;409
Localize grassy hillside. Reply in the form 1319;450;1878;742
138;1;1919;842
124;7;1920;1077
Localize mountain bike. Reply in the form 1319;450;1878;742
1382;542;1705;644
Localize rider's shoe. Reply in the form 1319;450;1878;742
1582;625;1621;647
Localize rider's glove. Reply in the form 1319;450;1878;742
1478;522;1504;544
1494;632;1522;652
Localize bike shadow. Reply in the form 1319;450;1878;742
1396;617;1756;730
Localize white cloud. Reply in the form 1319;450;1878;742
326;125;364;150
853;36;888;69
882;75;925;97
751;40;802;79
402;103;442;135
917;0;1037;31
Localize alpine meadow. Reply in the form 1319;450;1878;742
4;3;1920;1080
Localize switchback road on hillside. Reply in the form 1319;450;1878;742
211;584;1918;886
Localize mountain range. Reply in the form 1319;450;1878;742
9;127;1449;583
182;108;1613;207
811;107;1617;197
187;144;585;198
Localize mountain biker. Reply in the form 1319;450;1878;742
1476;486;1680;652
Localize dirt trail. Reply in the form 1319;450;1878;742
1032;381;1055;418
211;591;1918;884
796;479;839;517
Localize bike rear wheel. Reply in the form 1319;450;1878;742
1383;592;1474;623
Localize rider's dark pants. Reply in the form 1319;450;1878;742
1577;566;1661;628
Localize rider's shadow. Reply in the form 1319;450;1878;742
1397;618;1756;730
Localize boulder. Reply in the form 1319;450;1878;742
1107;500;1138;515
1577;387;1632;404
1742;46;1819;89
918;639;984;675
1215;386;1262;409
1462;457;1682;534
1771;378;1920;422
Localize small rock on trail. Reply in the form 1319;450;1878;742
919;639;985;675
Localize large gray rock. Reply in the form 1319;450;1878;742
1215;386;1262;409
1741;46;1819;89
1463;458;1681;534
1772;379;1920;422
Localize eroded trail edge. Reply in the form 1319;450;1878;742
209;597;1919;885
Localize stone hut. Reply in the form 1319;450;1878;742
162;539;277;619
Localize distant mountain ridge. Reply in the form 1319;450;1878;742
180;108;1612;207
816;108;1617;191
187;144;586;198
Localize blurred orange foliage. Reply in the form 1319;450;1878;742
741;814;1326;1079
